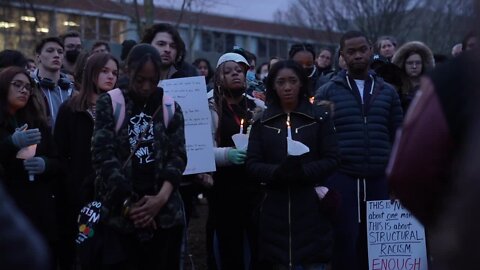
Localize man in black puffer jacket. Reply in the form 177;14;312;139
315;31;403;270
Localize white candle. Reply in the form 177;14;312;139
287;115;292;139
239;119;244;134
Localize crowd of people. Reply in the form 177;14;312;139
0;15;479;270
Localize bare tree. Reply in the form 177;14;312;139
417;0;475;52
275;0;475;53
275;0;425;43
144;0;154;27
124;0;222;49
162;0;225;62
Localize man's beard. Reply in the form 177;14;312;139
161;62;174;70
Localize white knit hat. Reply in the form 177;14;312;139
216;52;250;68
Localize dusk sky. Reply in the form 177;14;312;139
159;0;291;22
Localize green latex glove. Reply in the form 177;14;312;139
227;149;247;165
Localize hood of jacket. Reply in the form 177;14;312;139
392;41;435;72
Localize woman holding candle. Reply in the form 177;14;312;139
246;60;340;269
207;51;264;269
0;66;62;267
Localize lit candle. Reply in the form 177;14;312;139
239;119;244;134
287;115;292;139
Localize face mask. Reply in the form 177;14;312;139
246;70;256;82
65;50;80;63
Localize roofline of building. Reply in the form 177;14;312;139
4;0;339;44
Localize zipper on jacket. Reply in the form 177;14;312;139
295;121;316;133
346;73;371;175
264;124;281;133
288;188;293;270
362;104;369;175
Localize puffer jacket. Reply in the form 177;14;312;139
392;41;435;72
315;71;403;178
246;98;339;266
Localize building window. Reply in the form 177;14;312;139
99;18;110;41
83;16;97;40
34;11;51;36
111;19;126;43
201;31;212;52
225;34;235;51
213;31;224;53
278;40;288;58
0;6;50;54
56;13;81;36
257;38;267;58
268;39;278;58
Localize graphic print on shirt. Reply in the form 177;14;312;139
128;111;155;164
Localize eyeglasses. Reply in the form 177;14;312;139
406;61;422;66
10;80;33;95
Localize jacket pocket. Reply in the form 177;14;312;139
295;121;316;133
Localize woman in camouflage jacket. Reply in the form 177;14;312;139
91;44;187;269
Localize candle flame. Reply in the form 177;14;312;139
240;119;244;125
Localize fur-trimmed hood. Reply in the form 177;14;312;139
392;41;435;72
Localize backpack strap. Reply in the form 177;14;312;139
162;94;175;128
108;88;174;132
107;88;125;134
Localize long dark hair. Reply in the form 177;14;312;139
73;51;91;91
265;60;309;106
212;60;248;144
193;58;213;83
70;53;119;111
0;66;47;129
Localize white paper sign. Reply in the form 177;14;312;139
367;200;427;270
160;76;216;175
